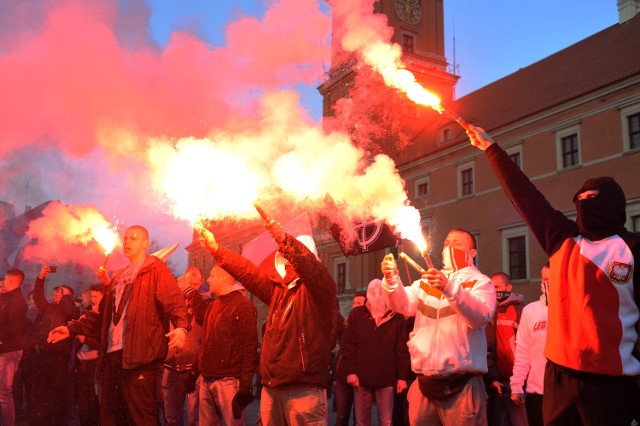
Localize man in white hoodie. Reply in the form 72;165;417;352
381;228;497;426
510;262;551;426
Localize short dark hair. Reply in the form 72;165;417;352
544;261;550;268
5;269;25;285
353;292;366;301
90;283;105;294
60;285;74;296
491;272;511;283
450;228;477;249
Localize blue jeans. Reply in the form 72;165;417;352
0;350;23;426
199;376;243;425
354;385;394;426
260;384;326;425
162;368;199;426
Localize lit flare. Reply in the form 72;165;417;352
93;225;118;269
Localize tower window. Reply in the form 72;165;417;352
402;34;415;53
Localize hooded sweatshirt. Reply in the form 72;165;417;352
485;143;640;376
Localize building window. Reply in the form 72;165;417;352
561;134;579;168
629;113;640;150
336;262;346;293
508;236;527;280
402;34;414;53
441;128;451;143
415;176;430;198
501;226;529;281
555;125;580;170
457;162;475;198
633;215;640;233
461;168;473;196
334;256;349;293
506;145;523;169
622;105;640;152
509;152;521;167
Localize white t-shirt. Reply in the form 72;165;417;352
107;260;143;353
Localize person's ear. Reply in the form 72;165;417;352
507;283;513;292
468;248;477;259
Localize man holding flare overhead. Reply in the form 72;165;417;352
197;205;338;426
381;229;496;426
466;125;640;426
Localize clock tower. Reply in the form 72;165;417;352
319;0;459;120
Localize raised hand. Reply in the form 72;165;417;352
381;253;398;280
264;220;285;243
466;124;495;151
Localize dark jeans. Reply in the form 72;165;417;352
525;393;543;426
543;362;639;426
102;350;160;426
30;351;71;426
75;360;99;426
334;380;354;426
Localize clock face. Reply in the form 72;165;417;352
396;0;421;25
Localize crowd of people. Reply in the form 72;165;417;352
0;125;639;426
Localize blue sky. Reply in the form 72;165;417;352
145;0;619;120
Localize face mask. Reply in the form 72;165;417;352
541;280;549;306
573;177;626;240
442;246;474;274
496;291;511;302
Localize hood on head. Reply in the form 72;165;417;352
573;177;626;240
366;278;387;319
273;235;318;280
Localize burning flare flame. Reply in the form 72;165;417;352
92;225;118;255
362;43;443;111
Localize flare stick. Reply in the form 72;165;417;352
441;106;471;131
100;253;110;271
253;201;271;223
421;251;435;269
399;252;427;275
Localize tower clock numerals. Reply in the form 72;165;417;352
395;0;421;25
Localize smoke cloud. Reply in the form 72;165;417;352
1;0;424;269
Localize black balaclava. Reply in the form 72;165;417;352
573;177;627;241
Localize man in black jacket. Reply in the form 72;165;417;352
341;278;410;426
31;266;80;426
179;264;258;424
198;218;338;425
0;269;28;426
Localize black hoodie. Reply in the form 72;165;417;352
573;176;627;241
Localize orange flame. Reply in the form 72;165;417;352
92;225;118;255
390;204;427;253
149;138;262;226
362;43;443;111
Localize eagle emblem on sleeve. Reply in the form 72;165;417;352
607;261;632;284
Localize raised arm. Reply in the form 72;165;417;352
198;227;275;305
467;125;578;255
380;254;420;316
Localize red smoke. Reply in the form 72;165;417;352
23;201;122;268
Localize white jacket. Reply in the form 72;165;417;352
382;266;496;377
510;297;548;395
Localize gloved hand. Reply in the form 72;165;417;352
232;390;254;419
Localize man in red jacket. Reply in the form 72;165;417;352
48;225;189;426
